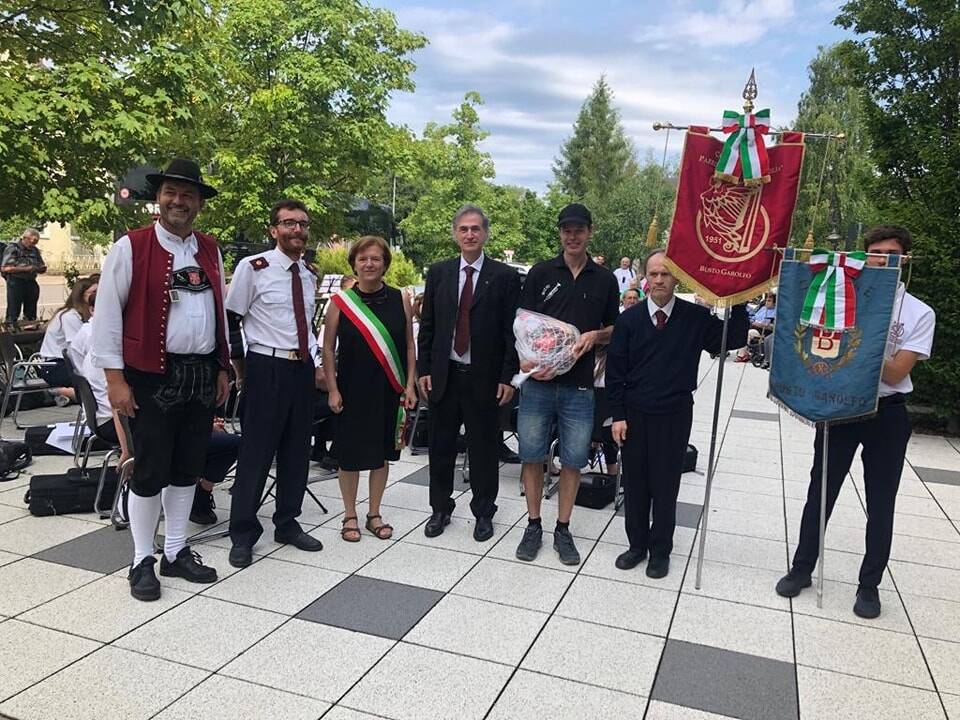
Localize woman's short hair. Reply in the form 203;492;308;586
348;235;392;272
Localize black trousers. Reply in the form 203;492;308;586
621;404;693;558
791;396;911;589
229;352;316;548
428;363;500;519
125;362;217;498
5;277;39;321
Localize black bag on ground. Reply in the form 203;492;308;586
0;439;31;480
683;444;698;473
576;471;616;509
404;408;429;449
24;426;73;456
24;466;118;516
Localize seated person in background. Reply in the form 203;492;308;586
39;276;98;405
621;288;642;311
736;293;776;362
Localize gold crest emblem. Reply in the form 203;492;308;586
794;323;861;376
695;179;770;263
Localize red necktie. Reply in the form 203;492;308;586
454;266;475;356
655;309;667;330
289;264;310;362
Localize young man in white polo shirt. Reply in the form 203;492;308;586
776;225;936;619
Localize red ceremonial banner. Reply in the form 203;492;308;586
665;127;805;305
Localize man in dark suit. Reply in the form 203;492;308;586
417;204;521;542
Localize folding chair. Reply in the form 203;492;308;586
0;331;55;432
70;370;125;517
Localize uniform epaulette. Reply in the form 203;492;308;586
251;257;269;271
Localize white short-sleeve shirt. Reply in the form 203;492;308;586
880;284;935;396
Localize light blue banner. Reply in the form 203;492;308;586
768;249;901;424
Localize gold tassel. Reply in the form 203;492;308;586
803;230;815;251
646;216;659;248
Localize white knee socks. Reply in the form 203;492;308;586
161;484;196;562
128;492;162;566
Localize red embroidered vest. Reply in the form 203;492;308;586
122;225;229;374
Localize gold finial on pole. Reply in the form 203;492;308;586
742;68;758;114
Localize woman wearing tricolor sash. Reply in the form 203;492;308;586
323;236;418;542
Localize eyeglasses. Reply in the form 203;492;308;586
275;219;311;230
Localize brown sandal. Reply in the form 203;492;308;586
340;516;361;543
365;514;393;540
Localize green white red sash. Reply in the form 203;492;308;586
716;109;771;186
331;288;407;449
800;249;866;331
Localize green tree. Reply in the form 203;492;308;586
553;76;638;200
399;92;496;267
836;0;960;422
0;1;220;226
791;44;880;246
200;0;426;243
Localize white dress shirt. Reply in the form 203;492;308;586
225;248;319;359
91;221;225;370
70;322;111;423
40;308;84;359
450;253;484;363
647;295;676;326
613;266;635;294
880;283;935;397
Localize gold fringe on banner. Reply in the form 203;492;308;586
663;256;777;309
646;216;659;248
803;230;815;250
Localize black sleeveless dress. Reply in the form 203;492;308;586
332;284;407;471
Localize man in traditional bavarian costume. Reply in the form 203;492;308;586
92;158;230;601
225;199;324;568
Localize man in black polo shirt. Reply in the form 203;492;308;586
515;203;619;566
607;249;747;578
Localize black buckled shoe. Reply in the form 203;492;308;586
645;555;670;579
615;548;647;570
853;586;881;619
189;488;217;526
473;517;494;542
275;530;324;552
128;556;161;601
160;546;218;584
424;511;451;538
229;545;253;568
775;570;812;598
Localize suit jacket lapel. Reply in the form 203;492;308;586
470;261;491;309
447;259;460;318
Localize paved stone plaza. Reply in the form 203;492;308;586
0;357;958;719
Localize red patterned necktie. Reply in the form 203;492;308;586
454;266;475;356
655;309;667;330
289;264;310;362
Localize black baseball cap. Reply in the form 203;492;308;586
557;203;592;227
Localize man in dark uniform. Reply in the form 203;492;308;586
92;158;230;601
417;204;521;542
607;249;748;579
225;198;324;568
2;227;46;321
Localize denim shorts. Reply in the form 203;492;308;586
517;380;595;468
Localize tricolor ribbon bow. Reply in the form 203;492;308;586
715;109;771;186
800;249;867;331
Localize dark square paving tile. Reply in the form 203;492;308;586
399;467;431;487
915;467;960;487
297;574;443;640
731;410;780;423
33;525;133;574
652;639;798;720
675;502;703;529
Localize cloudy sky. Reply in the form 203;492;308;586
377;0;851;193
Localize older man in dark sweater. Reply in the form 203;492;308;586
607;249;748;578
